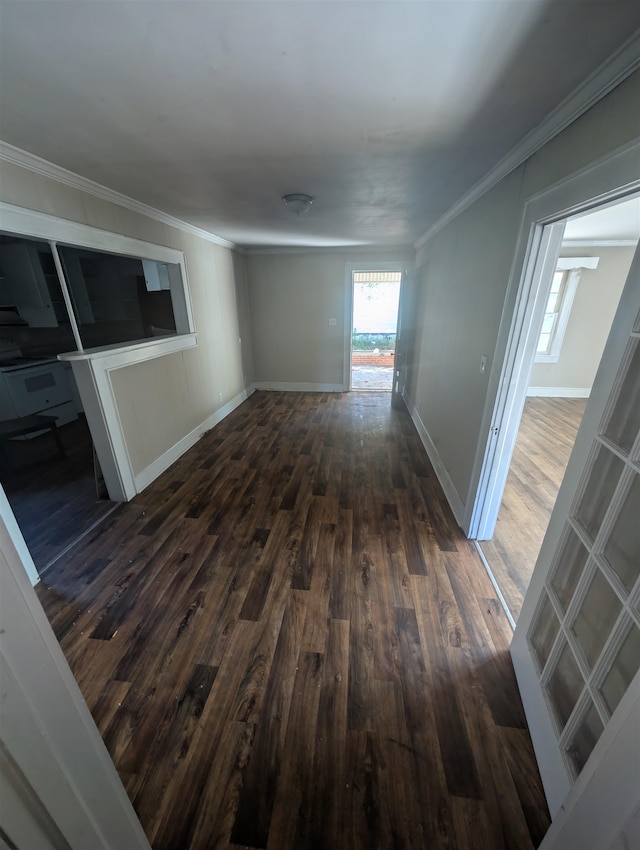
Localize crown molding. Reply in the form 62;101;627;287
0;141;236;250
562;239;637;248
244;244;414;256
414;30;640;251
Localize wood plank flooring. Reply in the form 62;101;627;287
36;391;551;850
478;396;587;622
1;416;115;573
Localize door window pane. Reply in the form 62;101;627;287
530;592;560;671
574;445;624;542
602;341;640;454
571;568;622;669
546;641;584;731
602;474;640;593
565;700;604;776
550;527;589;612
599;623;640;716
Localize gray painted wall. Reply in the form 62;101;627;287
0;162;254;477
406;70;640;518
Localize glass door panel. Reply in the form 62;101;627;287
549;527;589;612
545;641;584;731
602;340;640;453
570;568;622;669
602;474;640;592
598;622;640;715
564;700;604;776
574;446;624;542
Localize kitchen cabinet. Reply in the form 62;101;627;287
0;242;61;327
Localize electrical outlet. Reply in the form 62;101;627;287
218;392;223;403
329;318;337;326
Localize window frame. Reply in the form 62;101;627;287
0;201;198;502
535;256;599;365
0;201;196;355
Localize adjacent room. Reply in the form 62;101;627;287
1;3;639;850
478;196;640;623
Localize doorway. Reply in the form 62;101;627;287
475;195;640;625
350;269;401;391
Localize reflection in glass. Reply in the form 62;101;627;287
603;474;640;593
59;247;179;350
546;641;584;731
565;700;604;776
575;445;624;542
530;592;560;671
602;341;640;454
550;527;589;612
571;569;621;669
0;236;77;352
599;623;640;717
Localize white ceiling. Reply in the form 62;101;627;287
0;1;639;249
564;196;640;243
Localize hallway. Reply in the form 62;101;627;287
37;391;550;849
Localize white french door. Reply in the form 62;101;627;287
511;242;640;844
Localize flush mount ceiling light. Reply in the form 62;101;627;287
282;193;314;216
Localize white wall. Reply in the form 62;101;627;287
0;161;254;479
529;245;635;394
246;249;414;389
406;69;640;526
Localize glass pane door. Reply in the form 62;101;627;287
529;324;640;781
511;239;640;824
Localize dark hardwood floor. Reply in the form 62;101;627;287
36;391;551;850
1;416;115;573
478;396;587;622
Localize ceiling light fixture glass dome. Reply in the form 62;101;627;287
282;193;314;215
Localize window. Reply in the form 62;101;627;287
535;257;598;364
59;246;181;350
0;205;194;357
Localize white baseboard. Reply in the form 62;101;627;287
527;386;591;398
403;394;466;529
134;386;255;493
252;381;344;393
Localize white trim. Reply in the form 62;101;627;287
561;239;637;248
134;386;254;492
403;394;465;528
244;245;414;256
60;334;198;502
556;256;600;270
536;676;640;850
0;200;191;270
526;386;591;398
468;221;567;540
0;201;197;338
534;267;582;362
0;498;151;848
0;142;234;249
467;142;640;542
58;332;198;367
414;31;640;251
0;485;38;586
473;540;517;630
344;260;405;392
252;381;344;393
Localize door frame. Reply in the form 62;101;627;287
343;260;405;392
466;140;640;540
0;485;151;848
